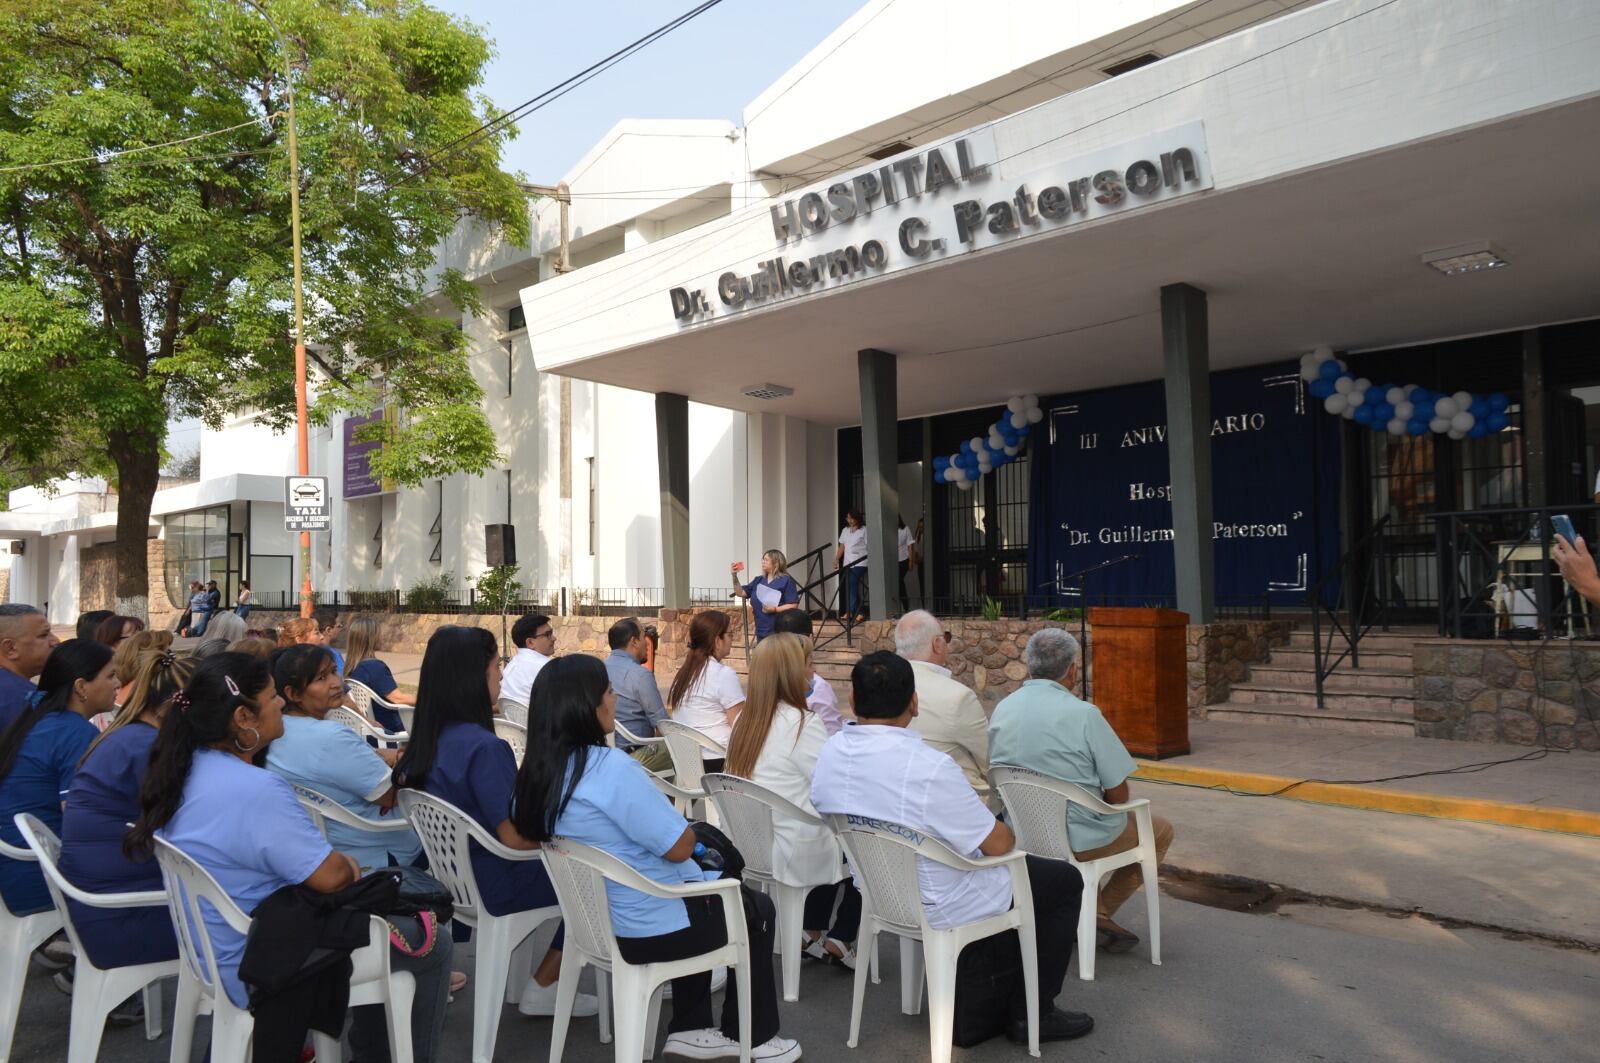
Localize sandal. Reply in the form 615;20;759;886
823;938;858;970
801;933;829;962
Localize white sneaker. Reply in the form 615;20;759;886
663;1029;801;1061
823;938;857;971
660;966;727;999
517;978;600;1018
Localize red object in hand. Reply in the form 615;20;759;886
732;561;746;572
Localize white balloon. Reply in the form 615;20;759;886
1353;377;1372;393
1386;387;1406;405
1003;444;1019;456
1007;396;1025;414
1429;416;1450;433
1347;389;1366;407
1434;397;1458;418
1394;401;1414;420
1342;406;1356;420
1300;352;1317;368
1452;391;1472;409
1023;394;1039;409
970;436;984;452
1010;413;1027;429
1334;376;1354;395
1324;394;1349;415
988;433;1004;449
1448;428;1466;440
1026;407;1043;424
1313;345;1335;363
1300;363;1322;382
1387;418;1407;435
1403;383;1418;396
949;467;967;481
957;479;974;490
1451;411;1475;432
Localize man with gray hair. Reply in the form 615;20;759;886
988;627;1174;955
894;609;991;798
0;604;60;729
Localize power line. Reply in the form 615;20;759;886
0;114;282;174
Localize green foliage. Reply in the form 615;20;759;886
1045;607;1083;622
0;0;527;594
474;563;520;614
343;588;395;611
404;571;453;612
982;596;1003;621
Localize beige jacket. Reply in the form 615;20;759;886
906;659;991;796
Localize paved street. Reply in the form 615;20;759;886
9;884;1594;1063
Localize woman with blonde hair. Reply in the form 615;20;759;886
666;610;744;769
111;629;173;710
343;615;414;733
724;633;861;967
730;549;800;642
278;615;346;676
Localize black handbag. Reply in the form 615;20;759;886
951;930;1021;1048
688;820;745;880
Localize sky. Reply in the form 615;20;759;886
429;0;870;181
168;0;869;464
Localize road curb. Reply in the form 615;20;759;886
1132;761;1600;837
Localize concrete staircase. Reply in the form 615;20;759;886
1208;626;1430;737
719;619;860;701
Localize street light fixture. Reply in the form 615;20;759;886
243;0;314;618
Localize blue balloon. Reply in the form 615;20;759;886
1318;360;1344;381
1469;421;1490;438
1309;379;1335;400
1487;411;1510;431
1408;420;1428;436
933;456;949;470
1469;396;1488;417
1488;393;1510;413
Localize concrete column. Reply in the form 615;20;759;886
656;392;691;609
858;349;900;619
1161;283;1215;623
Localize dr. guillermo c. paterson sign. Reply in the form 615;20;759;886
667;121;1212;322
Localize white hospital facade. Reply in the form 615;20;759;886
7;0;1600;627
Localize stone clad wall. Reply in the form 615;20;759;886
245;608;619;662
1412;640;1600;749
850;618;1073;711
1186;620;1293;715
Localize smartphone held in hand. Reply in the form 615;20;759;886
1551;513;1577;548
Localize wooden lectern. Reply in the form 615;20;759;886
1085;607;1190;759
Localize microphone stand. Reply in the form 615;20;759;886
1039;554;1141;701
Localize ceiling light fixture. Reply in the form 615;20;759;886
741;383;794;401
1422;241;1508;276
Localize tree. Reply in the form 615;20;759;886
0;0;527;617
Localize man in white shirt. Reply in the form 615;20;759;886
811;652;1092;1045
896;610;992;799
498;612;554;717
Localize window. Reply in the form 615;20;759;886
428;480;443;564
587;458;597;555
162;505;231;608
506;304;526;332
373;518;383;570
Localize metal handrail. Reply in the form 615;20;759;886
1308;513;1394;709
1432;502;1600;639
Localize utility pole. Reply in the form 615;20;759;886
246;0;314;618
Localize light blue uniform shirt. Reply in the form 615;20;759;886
551;746;704;937
265;715;421;871
987;678;1138;852
159;749;332;1007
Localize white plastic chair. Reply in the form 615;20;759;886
292;783;416;857
14;814;172;1061
493;718;528;765
541;835;751;1063
152;835;416;1063
701;774;819;1002
397;788;588;1063
327;704;409;748
0;835;64;1062
826;813;1040;1063
655;721;722;816
498;699;529;727
346;678;415;733
990;765;1161;981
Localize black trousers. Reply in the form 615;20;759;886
1010;855;1084;1020
616;888;780;1046
802;879;862;942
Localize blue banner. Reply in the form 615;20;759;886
1027;361;1341;609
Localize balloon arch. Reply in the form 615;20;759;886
1299;346;1510;439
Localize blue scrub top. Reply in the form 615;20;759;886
423;721;546;917
0;710;97;915
0;670;35;732
159;749;332;1007
744;574;800;640
552;745;704;937
348;658;405;733
264;715;421;871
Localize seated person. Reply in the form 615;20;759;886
60;649;196;970
989;629;1174;954
263;644;423;872
811;652;1093;1045
724;634;859;966
127;653;451;1062
666;611;744;769
498;612;554;721
343;615;414;733
0;604;60;730
604;619;672;773
392;626;596;1018
513;655;800;1063
771;611;842;735
894;611;991;798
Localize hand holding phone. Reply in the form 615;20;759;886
1551;513;1577;548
